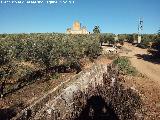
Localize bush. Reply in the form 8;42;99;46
148;38;160;58
152;38;160;50
137;39;150;49
126;34;134;43
118;39;124;46
113;57;137;75
0;34;102;94
99;34;115;46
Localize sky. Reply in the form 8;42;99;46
0;0;160;34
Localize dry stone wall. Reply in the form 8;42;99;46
12;64;108;120
34;64;108;120
12;63;143;120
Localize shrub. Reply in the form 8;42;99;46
118;39;124;46
152;38;160;50
0;34;103;94
113;57;137;75
99;34;116;46
137;39;150;49
148;38;160;58
126;34;134;43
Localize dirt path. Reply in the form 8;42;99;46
120;43;160;85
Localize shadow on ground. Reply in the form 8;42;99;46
135;54;160;64
75;95;119;120
0;106;17;120
72;65;143;120
0;102;26;120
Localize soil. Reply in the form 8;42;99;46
119;43;160;119
120;43;160;85
0;73;75;113
124;75;160;119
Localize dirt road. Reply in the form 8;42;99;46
120;43;160;85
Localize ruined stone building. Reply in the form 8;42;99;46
66;21;89;34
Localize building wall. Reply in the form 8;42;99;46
73;21;81;31
67;21;89;34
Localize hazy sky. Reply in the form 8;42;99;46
0;0;160;34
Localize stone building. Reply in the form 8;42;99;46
66;21;89;34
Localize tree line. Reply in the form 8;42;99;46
0;33;102;97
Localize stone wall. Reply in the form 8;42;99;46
12;63;143;120
34;64;108;119
12;64;108;120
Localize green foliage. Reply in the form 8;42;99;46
85;42;102;60
148;38;160;57
0;33;103;95
0;46;10;65
137;35;157;49
118;39;124;46
0;33;102;81
153;38;160;50
93;26;100;34
118;34;159;44
137;39;150;49
126;34;134;43
0;34;7;39
99;34;115;45
113;57;137;75
119;34;136;43
118;34;126;40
